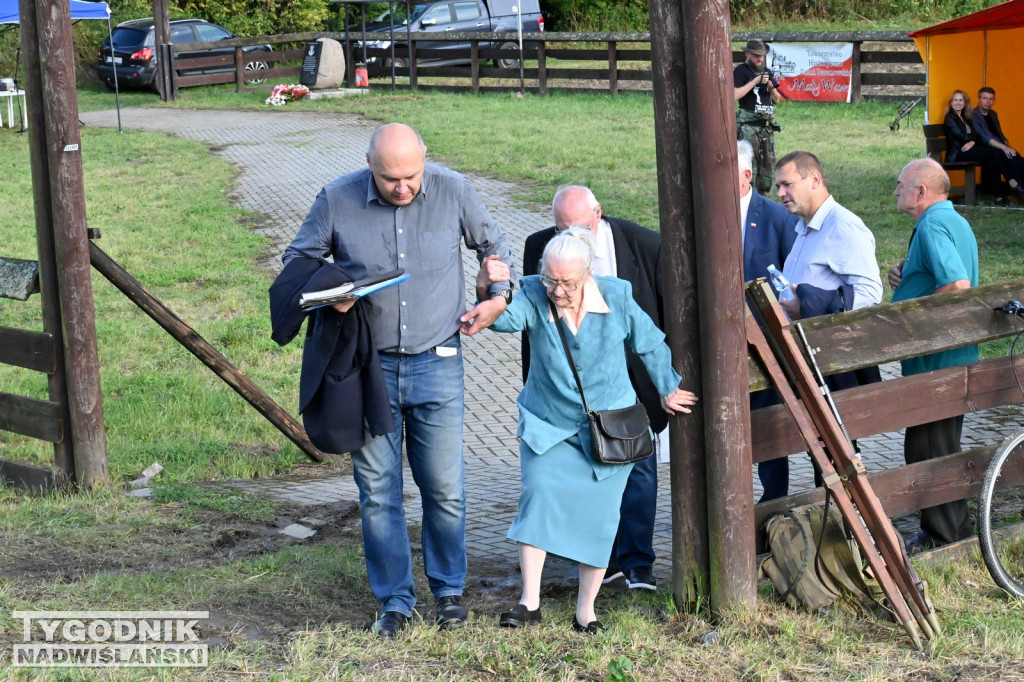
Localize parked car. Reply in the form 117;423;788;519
356;0;543;69
97;18;273;91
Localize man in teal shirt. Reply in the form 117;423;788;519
889;158;979;553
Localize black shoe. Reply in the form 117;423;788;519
571;615;606;634
435;595;468;630
905;529;936;556
499;603;542;628
624;566;657;591
372;611;408;638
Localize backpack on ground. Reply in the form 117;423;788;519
759;500;880;611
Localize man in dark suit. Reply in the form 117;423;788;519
737;140;798;501
522;185;664;590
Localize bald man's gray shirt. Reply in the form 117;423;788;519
285;163;518;354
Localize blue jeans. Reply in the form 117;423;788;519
613;448;657;572
350;335;467;616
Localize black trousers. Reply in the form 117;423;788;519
904;416;972;544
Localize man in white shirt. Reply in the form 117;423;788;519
774;150;882;320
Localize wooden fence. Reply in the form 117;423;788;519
749;279;1024;547
168;30;924;101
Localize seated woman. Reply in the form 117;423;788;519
944;89;1024;197
486;227;696;633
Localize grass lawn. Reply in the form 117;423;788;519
0;82;1023;679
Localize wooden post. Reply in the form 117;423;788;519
648;0;709;610
471;40;480;94
23;0;108;488
17;0;74;485
409;41;418;89
537;41;547;96
235;46;245;92
682;0;756;614
152;0;172;101
608;40;618;95
850;41;863;103
651;0;757;614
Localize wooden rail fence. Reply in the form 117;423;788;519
749;279;1024;546
168;30;923;101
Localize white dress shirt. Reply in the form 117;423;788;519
781;195;883;310
739;186;754;250
592;219;618;278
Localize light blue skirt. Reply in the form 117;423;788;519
507;434;634;567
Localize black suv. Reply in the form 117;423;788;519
97;18;273;91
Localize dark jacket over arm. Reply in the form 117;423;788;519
269;257;395;454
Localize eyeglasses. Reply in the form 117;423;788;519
540;275;585;292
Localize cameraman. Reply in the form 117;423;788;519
734;39;782;195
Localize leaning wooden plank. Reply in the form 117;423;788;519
751;355;1024;463
0;460;54;492
0;392;63;443
0;326;57;374
0;257;40;301
749;279;1024;390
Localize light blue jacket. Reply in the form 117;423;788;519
492;276;682;475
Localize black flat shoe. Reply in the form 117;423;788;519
571;615;606;634
371;611;409;638
435;595;468;630
499;603;542;628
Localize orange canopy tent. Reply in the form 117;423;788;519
910;0;1024;148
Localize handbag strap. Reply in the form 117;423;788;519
548;297;591;413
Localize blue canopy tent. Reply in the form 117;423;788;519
0;0;110;24
1;0;117;131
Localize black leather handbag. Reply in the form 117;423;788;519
549;299;653;465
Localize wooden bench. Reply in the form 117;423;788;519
923;123;977;204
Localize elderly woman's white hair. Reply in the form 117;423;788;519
541;226;594;278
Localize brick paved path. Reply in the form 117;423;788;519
80;107;1024;579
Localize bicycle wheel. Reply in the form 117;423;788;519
977;430;1024;599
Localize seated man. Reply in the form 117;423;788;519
971;87;1024;198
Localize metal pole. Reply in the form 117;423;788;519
516;2;524;93
648;0;709;612
25;0;109;488
681;0;756;614
17;0;75;486
389;1;396;86
106;14;121;133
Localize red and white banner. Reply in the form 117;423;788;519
767;42;854;103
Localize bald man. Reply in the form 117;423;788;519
890;158;978;554
284;123;518;636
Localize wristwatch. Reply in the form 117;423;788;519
493;288;513;305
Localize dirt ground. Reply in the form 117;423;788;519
0;485;566;646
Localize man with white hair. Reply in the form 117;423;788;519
889;157;978;554
737;140;798;501
521;186;664;591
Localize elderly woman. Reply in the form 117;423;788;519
485;227;696;633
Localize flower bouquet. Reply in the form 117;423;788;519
265;84;311;106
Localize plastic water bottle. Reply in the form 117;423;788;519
766;264;795;303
